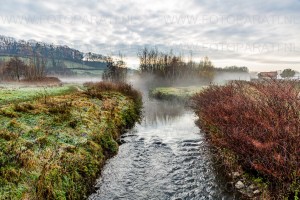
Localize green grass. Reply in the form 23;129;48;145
72;69;104;76
0;85;78;106
150;86;205;101
63;60;94;69
0;84;142;199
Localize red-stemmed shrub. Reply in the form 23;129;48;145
191;80;300;197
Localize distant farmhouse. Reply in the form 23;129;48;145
258;71;278;80
251;71;300;81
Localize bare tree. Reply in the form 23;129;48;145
198;56;215;81
138;47;215;83
4;57;27;81
24;53;47;80
102;54;128;83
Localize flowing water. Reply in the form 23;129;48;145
89;97;235;200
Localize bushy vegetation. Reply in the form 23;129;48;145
281;68;297;78
84;82;142;127
0;82;142;199
191;80;300;198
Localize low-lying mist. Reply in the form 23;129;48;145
128;71;251;91
58;76;102;84
212;72;250;85
56;70;251;93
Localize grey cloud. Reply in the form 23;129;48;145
0;0;299;71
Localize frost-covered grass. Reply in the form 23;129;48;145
0;82;142;199
0;85;77;106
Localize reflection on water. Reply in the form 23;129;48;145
143;100;185;127
89;97;235;200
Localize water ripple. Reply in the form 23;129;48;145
89;101;234;200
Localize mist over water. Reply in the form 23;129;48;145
128;71;251;90
58;76;102;84
212;72;250;85
57;69;250;88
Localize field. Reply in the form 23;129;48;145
0;82;142;199
150;86;205;101
0;85;78;106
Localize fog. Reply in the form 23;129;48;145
58;76;102;84
127;71;251;93
55;71;251;90
212;72;251;85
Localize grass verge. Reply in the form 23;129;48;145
150;86;205;102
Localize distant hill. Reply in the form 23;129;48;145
0;35;107;75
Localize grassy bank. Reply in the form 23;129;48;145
0;82;142;199
191;81;300;199
150;86;205;101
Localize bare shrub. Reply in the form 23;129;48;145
191;80;300;197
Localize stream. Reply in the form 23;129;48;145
88;96;235;200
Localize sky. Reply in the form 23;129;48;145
0;0;300;72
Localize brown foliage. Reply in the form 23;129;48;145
2;57;27;81
0;56;47;81
84;81;142;104
191;80;300;195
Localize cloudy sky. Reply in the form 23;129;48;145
0;0;300;71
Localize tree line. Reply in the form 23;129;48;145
0;35;106;74
0;55;47;81
138;47;215;83
102;47;252;84
0;35;83;62
215;66;249;73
